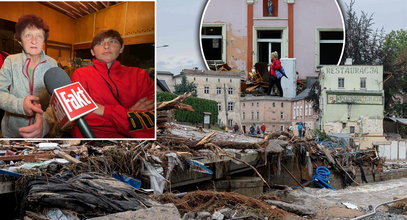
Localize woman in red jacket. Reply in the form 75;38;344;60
71;30;155;138
267;51;283;97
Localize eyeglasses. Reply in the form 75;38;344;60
95;39;121;47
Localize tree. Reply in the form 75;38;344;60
174;75;197;96
382;30;407;117
341;0;385;65
341;1;406;117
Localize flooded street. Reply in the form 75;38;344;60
284;176;407;219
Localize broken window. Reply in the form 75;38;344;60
360;77;366;89
257;30;282;63
201;25;225;62
338;78;345;88
319;31;344;65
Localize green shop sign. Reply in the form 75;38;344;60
327;94;382;105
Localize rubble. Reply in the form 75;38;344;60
0;93;405;219
153;190;291;219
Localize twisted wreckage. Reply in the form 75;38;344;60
0;93;405;219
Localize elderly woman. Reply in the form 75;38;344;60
0;15;57;138
267;51;283;97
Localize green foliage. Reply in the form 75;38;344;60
174;75;197;96
157;92;218;125
341;0;385;65
382;30;407;117
383;30;407;68
314;129;332;141
157;91;177;102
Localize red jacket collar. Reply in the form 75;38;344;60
92;59;121;74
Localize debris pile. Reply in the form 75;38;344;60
153;190;291;219
23;172;158;218
0;93;403;219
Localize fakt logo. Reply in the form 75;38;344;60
54;82;97;121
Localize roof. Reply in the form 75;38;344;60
157;71;174;76
292;88;312;101
157;79;171;92
180;69;243;77
241;95;292;102
384;117;407;125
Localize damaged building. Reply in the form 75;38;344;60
201;0;344;79
319;65;386;149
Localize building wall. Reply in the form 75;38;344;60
157;72;175;91
241;96;292;133
202;0;343;79
292;99;318;130
319;65;386;149
178;69;242;127
293;0;343;78
203;0;248;71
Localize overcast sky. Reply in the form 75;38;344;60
339;0;407;33
156;0;207;74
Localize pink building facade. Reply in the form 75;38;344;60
202;0;344;79
240;96;293;133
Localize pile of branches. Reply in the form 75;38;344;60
153;190;289;219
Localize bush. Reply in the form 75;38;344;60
157;92;218;125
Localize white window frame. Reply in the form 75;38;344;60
253;26;288;64
201;23;227;64
315;28;344;70
216;87;222;94
218;102;221;111
228;88;233;95
204;86;209;94
227;102;234;111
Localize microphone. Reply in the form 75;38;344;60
44;67;96;138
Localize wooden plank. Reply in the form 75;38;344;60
57;151;82;164
0;153;55;162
